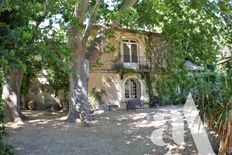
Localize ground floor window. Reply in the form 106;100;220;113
125;78;140;99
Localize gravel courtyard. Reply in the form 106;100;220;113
6;105;219;155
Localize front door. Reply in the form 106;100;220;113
125;78;140;99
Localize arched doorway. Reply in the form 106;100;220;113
124;78;141;100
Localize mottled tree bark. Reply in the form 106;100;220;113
1;69;25;122
67;45;91;122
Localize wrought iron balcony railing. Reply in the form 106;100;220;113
112;55;151;71
92;55;151;72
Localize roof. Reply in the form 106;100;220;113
92;25;160;37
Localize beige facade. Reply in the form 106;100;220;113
88;72;149;110
88;28;160;110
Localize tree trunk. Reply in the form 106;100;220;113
1;69;25;122
67;45;91;123
219;120;232;155
66;0;137;123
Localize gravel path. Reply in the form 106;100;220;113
5;105;219;155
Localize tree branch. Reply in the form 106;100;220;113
75;0;88;22
86;0;137;68
82;0;101;44
68;0;89;47
86;28;105;68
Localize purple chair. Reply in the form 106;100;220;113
126;99;143;110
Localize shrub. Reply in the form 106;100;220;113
0;69;13;155
0;99;13;155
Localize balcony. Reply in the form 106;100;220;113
91;55;151;72
113;55;151;72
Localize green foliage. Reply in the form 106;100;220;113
0;99;13;155
0;69;12;155
155;67;232;135
103;43;117;53
121;68;137;74
192;71;232;132
0;0;72;150
0;0;72;103
141;0;224;106
139;1;231;128
120;7;139;29
144;74;153;98
46;66;70;96
136;1;231;151
136;0;223;67
152;68;188;105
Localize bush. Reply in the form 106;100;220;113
193;72;232;130
0;69;13;155
0;99;13;155
156;77;189;105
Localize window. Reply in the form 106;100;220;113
125;79;139;99
122;40;138;63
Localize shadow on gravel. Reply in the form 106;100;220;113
5;106;219;155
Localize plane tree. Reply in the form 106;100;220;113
61;0;137;122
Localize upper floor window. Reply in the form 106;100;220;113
122;40;138;63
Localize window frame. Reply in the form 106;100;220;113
125;79;138;99
122;40;138;63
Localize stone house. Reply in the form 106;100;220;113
25;28;162;111
88;27;161;110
